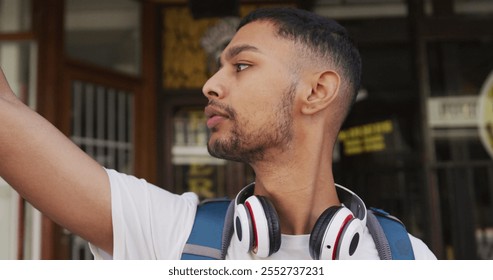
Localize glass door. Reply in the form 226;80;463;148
426;40;493;259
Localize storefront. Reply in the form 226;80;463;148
0;0;492;260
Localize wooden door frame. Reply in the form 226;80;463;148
32;0;67;260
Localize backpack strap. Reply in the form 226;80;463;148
181;199;234;260
367;208;415;260
181;199;415;260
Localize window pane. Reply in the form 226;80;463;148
427;40;493;259
0;0;31;33
454;0;493;16
0;42;36;105
64;0;141;75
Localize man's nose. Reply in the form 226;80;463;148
202;72;224;100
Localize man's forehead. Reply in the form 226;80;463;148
230;20;276;43
221;21;289;59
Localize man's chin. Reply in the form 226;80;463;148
206;141;225;159
207;146;227;160
207;143;243;162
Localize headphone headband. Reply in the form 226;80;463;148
235;182;255;205
335;184;367;225
235;182;367;224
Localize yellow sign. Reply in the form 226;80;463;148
187;164;215;198
338;120;394;156
478;70;493;159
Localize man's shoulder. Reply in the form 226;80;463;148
408;234;438;260
105;168;200;203
94;169;200;259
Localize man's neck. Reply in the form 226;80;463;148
249;146;340;235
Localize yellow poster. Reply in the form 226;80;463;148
479;70;493;159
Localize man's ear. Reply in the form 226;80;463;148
301;70;340;115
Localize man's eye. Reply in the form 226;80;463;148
235;64;250;72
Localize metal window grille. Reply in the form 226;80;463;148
69;80;135;259
70;80;134;174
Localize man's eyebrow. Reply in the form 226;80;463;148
224;44;261;61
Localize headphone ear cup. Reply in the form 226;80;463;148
309;206;362;260
234;204;254;253
244;196;281;258
309;206;341;260
256;196;281;256
336;218;363;259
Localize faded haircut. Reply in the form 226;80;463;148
238;7;362;118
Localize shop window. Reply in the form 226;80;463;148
427;39;493;259
64;0;141;75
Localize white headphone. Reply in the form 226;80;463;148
233;183;367;259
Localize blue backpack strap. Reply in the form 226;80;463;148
181;199;234;260
367;208;415;260
181;200;415;260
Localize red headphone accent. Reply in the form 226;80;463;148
233;183;367;259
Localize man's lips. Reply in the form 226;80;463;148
206;115;226;129
204;105;229;129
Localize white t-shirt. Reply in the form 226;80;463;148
90;169;437;260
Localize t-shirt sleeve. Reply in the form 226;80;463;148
409;234;437;260
89;169;199;260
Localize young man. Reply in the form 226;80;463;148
0;7;436;259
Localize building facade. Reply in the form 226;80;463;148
0;0;492;260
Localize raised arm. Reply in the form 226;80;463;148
0;69;113;254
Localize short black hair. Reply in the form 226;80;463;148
238;7;362;109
